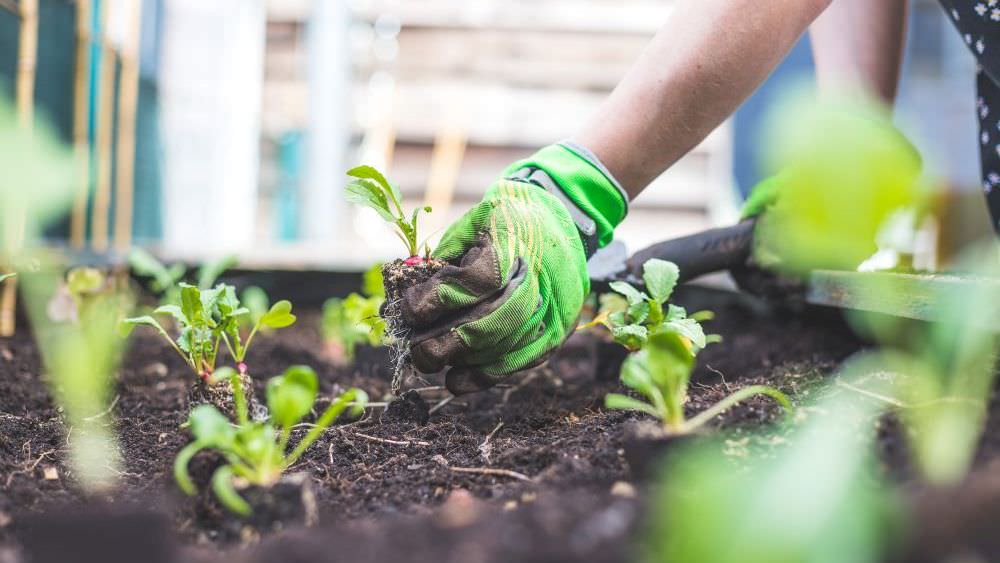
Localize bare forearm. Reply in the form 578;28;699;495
577;0;832;199
811;0;908;104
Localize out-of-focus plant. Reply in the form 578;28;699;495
753;91;930;274
21;262;128;493
644;384;901;563
321;263;386;363
240;285;271;326
174;365;367;515
847;243;1000;485
344;165;432;260
46;267;135;325
128;249;237;306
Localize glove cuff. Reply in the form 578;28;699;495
503;142;628;248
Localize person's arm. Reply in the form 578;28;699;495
810;0;908;104
576;0;833;199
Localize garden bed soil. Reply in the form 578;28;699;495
0;286;998;562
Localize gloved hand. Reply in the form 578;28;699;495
400;142;628;395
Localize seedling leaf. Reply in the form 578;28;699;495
643;259;679;304
609;281;647;306
260;300;297;328
267;365;319;429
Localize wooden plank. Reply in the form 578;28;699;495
354;28;649;90
806;270;1000;330
389;139;727;209
351;0;673;34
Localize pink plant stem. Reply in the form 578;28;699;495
404;256;426;266
237;362;248;376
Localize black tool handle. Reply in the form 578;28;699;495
626;218;756;283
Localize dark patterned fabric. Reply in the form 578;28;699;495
939;0;1000;233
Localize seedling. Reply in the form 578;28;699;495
122;283;296;381
344;165;432;260
606;330;791;433
321;264;386;363
588;259;791;433
174;365;367;516
581;259;716;352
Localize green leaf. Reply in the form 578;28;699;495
348;164;403;210
643;259;679;304
260;300;297;328
646;331;695;412
215;285;241;317
605;393;662;418
188;404;235;445
666;304;688;321
154;304;186;326
664;317;708;350
267;365;319;428
211;465;251;516
345;179;396;222
628;300;650;325
120;315;168;338
612;324;648;350
609;281;648;306
179;284;204;327
620;351;656;396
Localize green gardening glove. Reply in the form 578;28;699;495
400;142;628;395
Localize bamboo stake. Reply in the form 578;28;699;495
91;0;114;252
422;125;467;237
70;0;93;249
113;0;141;253
1;0;39;337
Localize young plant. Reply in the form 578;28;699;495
583;259;715;352
321;264;386;363
344;165;432;260
606;330;791;433
591;259;791;433
122;283;296;381
174;366;368;516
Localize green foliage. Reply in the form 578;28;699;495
344;165;432;258
644;389;900;563
755;91;929;274
585;259;707;352
128;249;237;306
592;259;789;432
321;264;386;362
174;366;367;515
122;283;296;379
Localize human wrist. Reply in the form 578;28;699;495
503;141;629;248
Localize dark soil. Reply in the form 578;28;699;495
0;286;998;562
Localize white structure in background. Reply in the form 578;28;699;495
158;0;266;254
302;0;350;242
